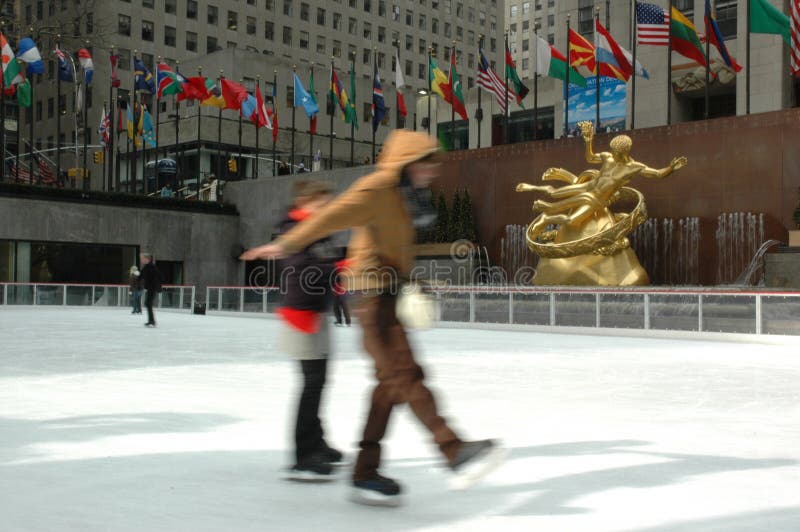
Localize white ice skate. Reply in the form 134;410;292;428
448;439;508;491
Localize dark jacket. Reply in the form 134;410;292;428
129;274;142;291
140;263;163;292
278;209;337;311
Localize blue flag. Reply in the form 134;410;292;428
293;73;319;118
17;38;45;74
142;106;157;147
134;57;157;94
55;47;73;82
240;94;258;120
371;62;386;133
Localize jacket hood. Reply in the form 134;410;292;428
360;130;440;189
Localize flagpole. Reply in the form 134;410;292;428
56;38;62;187
107;47;116;191
349;53;355;166
291;64;296;173
272;70;277;176
477;35;483;148
565;15;571;137
82;41;90;191
196;66;202;185
141;95;147;194
155;56;162;187
746;0;751;114
254;74;260;179
394;42;400;129
427;47;432;134
238;78;244;177
533;27;539;140
217;70;223;181
667;0;673;125
704;2;710;120
130;52;138;193
504;31;510;144
101;101;107;189
450;42;455;151
29;58;35;184
631;0;637;130
329;58;334;170
175;60;181;189
309;63;314;170
15;70;21;180
0;31;4;184
371;49;376;164
595;7;601;131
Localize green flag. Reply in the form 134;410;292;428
16;78;31;108
348;64;359;129
750;0;791;46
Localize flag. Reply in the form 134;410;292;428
55;45;73;82
750;0;791;46
535;37;588;86
670;6;707;66
620;45;650;79
36;157;55;184
505;45;530;104
221;78;248;110
595;19;634;81
271;82;279;141
371;62;386;132
308;69;318;135
349;64;359;129
134;57;157;93
110;52;120;88
429;56;450;99
157;62;185;98
17;38;45;74
252;83;270;128
704;0;742;72
16;76;31;107
477;48;514;113
200;78;226;108
569;29;597;72
240;93;258;120
142;105;156;147
792;0;800;75
395;49;407;117
77;48;94;84
293;73;319;117
636;2;671;45
330;67;349;120
126;100;141;143
98;106;110;147
1;33;21;86
177;76;211;102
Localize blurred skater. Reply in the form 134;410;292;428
332;258;351;326
276;180;344;480
241;130;504;506
139;253;162;327
128;265;143;314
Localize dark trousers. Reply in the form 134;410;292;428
353;295;461;480
145;290;156;325
333;294;351;324
295;358;328;464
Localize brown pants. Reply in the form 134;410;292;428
353;294;461;480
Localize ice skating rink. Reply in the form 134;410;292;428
1;307;799;532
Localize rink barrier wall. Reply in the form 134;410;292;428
202;285;800;338
0;283;196;311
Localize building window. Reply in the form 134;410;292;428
143;0;154;8
364;0;371;12
406;9;412;25
378;26;386;43
142;21;154;41
118;49;130;70
47;98;54;119
444;22;451;38
247;16;256;35
715;1;737;39
283;26;292;45
187;0;198;19
165;0;176;14
349;17;357;35
283;0;292;16
208;5;218;25
265;21;274;40
227;11;238;30
379;0;386;16
118;15;131;36
419;14;426;30
164;26;176;47
405;35;413;51
300;31;309;49
418;63;425;79
207;36;219;53
333;12;342;30
300;3;309;21
523;1;530;15
317;7;326;25
363;47;371;65
510;5;517;17
522;39;529;51
186;31;197;52
405;60;412;76
363;22;371;40
333;40;342;57
418;38;426;55
578;0;594;36
86;13;94;34
316;35;326;54
266;0;274;9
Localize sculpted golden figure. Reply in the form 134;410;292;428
516;121;687;285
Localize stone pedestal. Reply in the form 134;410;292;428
764;248;800;288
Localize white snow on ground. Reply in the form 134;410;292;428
1;306;799;532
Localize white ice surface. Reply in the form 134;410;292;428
1;307;799;532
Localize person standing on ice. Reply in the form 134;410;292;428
139;253;162;327
240;130;504;506
276;180;344;481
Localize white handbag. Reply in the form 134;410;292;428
396;283;436;330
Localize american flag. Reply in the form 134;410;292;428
636;2;671;46
98;106;111;148
791;0;800;76
477;48;514;113
36;156;56;184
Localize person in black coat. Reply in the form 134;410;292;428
139;253;162;327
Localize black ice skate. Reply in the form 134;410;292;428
319;443;345;465
285;455;335;482
350;472;403;507
448;439;507;490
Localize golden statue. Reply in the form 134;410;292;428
516;121;687;285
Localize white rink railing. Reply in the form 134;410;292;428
0;283;196;311
204;285;800;337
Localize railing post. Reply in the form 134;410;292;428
469;291;475;323
63;285;67;306
262;289;267;313
595;293;601;328
755;294;762;335
644;293;650;330
205;287;210;310
698;294;703;332
508;292;513;324
2;283;6;305
218;288;222;311
179;288;184;310
240;288;245;312
549;292;556;326
91;286;96;305
33;284;37;305
435;292;442;323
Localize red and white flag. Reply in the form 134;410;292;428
395;49;407;118
98;106;111;148
791;0;800;76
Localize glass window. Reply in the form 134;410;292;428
118;14;131;36
165;0;176;14
445;22;451;37
418;38;427;55
317;7;326;25
86;12;94;34
363;47;371;64
349;17;357;35
432;18;438;34
510;5;517;17
333;13;342;30
419;14;426;30
186;31;197;52
379;0;386;16
364;0;371;12
208;5;218;25
266;0;274;9
247;16;256;35
143;0;154;7
206;36;218;53
523;1;530;14
227;11;238;30
187;0;198;19
406;10;412;25
378;26;386;43
316;35;326;54
300;31;309;49
164;26;176;47
363;22;371;39
283;26;292;45
418;63;425;79
265;21;274;40
300;3;309;21
118;49;131;70
141;20;154;41
283;0;292;16
333;40;342;57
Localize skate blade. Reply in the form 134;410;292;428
449;445;508;491
349;488;404;507
284;470;337;483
